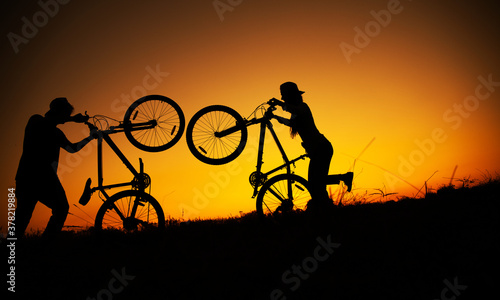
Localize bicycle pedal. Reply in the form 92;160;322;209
78;178;92;206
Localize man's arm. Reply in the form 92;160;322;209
61;134;94;153
59;112;96;153
68;113;89;123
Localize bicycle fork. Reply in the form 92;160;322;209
252;120;295;201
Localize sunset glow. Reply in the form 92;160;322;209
1;0;499;233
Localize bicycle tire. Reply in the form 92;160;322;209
94;190;165;231
123;95;185;152
186;105;248;165
256;174;311;218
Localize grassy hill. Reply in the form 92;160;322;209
8;180;500;299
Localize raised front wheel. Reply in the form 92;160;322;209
123;95;185;152
186;105;247;165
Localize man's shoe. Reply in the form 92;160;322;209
344;172;354;192
79;178;92;206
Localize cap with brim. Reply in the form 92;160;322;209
280;82;305;96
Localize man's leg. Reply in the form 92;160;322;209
14;182;38;238
39;179;69;238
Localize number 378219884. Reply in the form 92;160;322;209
7;188;16;237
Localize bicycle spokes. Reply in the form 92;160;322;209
130;100;178;145
124;95;185;152
257;174;311;217
96;191;164;231
186;105;247;165
195;111;240;155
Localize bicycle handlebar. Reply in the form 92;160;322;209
68;111;90;123
82;113;122;132
263;98;286;120
267;98;285;109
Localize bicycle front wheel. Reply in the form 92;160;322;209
186;105;247;165
123;95;185;152
256;174;311;218
94;190;165;231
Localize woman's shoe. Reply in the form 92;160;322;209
344;172;354;192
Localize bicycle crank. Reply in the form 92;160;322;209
249;171;267;188
132;173;151;190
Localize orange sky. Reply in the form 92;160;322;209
1;0;499;233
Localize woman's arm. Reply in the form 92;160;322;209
274;115;291;126
268;98;293;126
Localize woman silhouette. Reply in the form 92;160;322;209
271;82;353;210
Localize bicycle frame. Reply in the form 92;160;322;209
89;121;156;200
218;106;308;198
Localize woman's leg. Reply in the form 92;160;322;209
326;175;342;185
308;157;330;201
308;140;333;203
326;173;353;192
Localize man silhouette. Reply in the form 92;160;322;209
15;97;94;239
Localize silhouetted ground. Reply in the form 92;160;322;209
7;180;500;299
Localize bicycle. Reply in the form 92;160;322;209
80;94;185;231
186;99;311;219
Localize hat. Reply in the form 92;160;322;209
49;97;73;113
280;82;305;97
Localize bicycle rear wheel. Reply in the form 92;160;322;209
123;95;185;152
256;174;311;219
186;105;247;165
94;190;165;231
